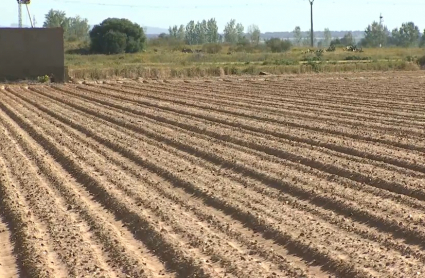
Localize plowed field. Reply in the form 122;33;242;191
1;71;425;278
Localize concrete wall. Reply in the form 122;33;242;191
0;28;65;82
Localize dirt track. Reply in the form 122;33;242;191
1;71;425;277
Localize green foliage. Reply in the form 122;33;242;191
101;30;127;54
306;60;321;72
168;24;185;41
293;26;302;46
416;55;425;67
362;21;389;47
202;43;222;54
247;25;261;45
223;19;245;44
43;9;89;42
206;19;220;43
390;22;420;47
323;28;332;47
405;55;417;62
301;56;321;62
262;59;296;65
37;75;50;83
265;38;292;53
420;29;425;47
340;32;355;46
43;9;68;30
330;38;343;47
184;18;219;45
344;56;371;61
90;18;146;54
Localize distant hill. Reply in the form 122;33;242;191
143;26;168;35
8;23;32;28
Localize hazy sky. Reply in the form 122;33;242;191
2;0;425;33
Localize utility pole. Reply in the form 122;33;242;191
309;0;314;47
18;2;22;28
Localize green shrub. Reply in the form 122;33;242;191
265;38;292;53
202;43;222;54
37;75;50;83
416;55;425;67
90;18;146;54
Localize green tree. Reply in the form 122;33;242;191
67;16;90;41
293;26;302;46
158;33;168;39
391;22;420;47
206;18;219;43
362;21;388;47
177;24;185;41
194;20;207;44
236;23;245;43
420;29;425;47
247;25;261;45
89;18;146;54
340;31;355;46
323;28;332;47
185;20;196;45
168;25;178;38
224;19;238;44
101;30;127;54
43;9;89;41
43;9;69;31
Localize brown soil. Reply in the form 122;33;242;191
1;71;425;277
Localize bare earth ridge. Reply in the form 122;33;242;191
0;71;425;277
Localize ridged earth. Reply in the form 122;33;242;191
1;71;425;278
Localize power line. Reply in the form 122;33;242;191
45;0;424;9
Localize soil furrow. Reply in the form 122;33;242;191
0;89;174;278
0;90;221;278
188;80;425;113
2;88;289;278
0;216;19;278
75;84;425;158
40;86;425;202
22;86;425;255
0;145;69;278
101;83;425;137
123;82;425;128
124;81;425;123
11;91;319;278
14;86;425;277
1;72;424;278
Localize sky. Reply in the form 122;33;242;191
1;0;425;33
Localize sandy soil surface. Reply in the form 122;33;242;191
0;71;425;277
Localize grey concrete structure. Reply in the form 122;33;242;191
0;28;65;82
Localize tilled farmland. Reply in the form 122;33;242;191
1;72;425;278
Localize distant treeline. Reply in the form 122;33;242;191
146;31;365;40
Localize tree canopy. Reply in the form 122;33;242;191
43;9;89;41
361;21;389;47
390;22;420;47
223;19;245;44
177;19;219;45
89;18;146;54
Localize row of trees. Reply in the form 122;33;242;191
363;21;425;47
43;9;90;41
165;19;261;46
43;9;425;54
292;21;425;48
